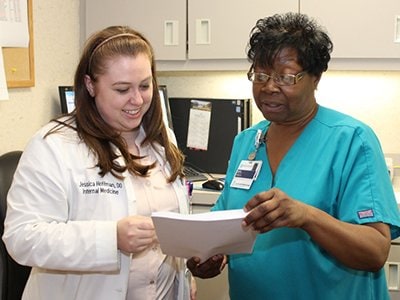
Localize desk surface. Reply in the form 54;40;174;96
192;188;220;206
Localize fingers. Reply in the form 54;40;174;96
186;257;201;271
243;189;308;233
135;215;155;230
243;191;278;226
243;189;287;233
117;216;158;253
244;190;274;212
187;255;225;279
251;214;280;233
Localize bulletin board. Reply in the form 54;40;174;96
2;0;34;88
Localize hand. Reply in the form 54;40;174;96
117;215;157;253
243;187;309;233
186;254;226;279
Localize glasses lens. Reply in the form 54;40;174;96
275;74;295;86
248;72;270;83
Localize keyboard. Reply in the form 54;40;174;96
183;166;208;182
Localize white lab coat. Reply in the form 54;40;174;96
3;120;190;300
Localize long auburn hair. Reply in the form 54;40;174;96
48;26;184;182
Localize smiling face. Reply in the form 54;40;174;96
84;53;153;140
252;48;320;124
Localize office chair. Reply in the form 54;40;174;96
0;151;31;300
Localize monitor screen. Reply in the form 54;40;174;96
169;97;252;174
58;86;75;114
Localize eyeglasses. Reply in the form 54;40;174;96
247;71;306;86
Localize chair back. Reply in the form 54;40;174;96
0;151;31;300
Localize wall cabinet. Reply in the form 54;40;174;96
301;0;400;59
83;0;187;61
187;1;297;60
83;1;400;70
83;0;297;70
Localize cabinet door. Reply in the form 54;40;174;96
187;0;298;60
301;0;400;58
84;0;186;60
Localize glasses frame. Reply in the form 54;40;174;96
247;70;306;86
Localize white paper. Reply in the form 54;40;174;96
151;209;256;262
0;0;29;47
186;100;211;150
0;49;9;100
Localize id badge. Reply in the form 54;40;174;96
230;160;262;189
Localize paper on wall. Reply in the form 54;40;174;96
0;49;9;101
0;0;29;47
186;99;211;151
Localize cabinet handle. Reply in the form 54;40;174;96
164;20;179;46
386;262;400;290
195;19;211;45
395;16;400;43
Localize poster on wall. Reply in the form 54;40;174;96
0;0;29;47
0;0;29;97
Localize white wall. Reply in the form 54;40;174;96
317;71;400;154
1;1;399;157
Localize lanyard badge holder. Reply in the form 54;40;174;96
231;129;264;190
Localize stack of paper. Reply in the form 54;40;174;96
151;209;256;262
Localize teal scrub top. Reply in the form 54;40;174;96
213;106;400;300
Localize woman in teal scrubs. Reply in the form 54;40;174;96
187;12;400;300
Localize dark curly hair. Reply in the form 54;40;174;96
247;12;333;76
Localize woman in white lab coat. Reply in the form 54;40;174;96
3;26;193;300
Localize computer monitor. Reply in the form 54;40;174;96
169;97;252;174
58;86;75;114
